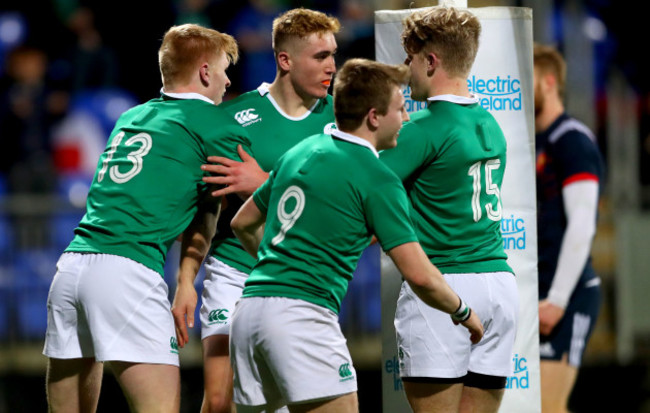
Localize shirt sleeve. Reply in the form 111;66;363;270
380;121;435;182
364;176;419;252
546;180;599;308
552;130;602;187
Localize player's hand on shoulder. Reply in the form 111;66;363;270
202;145;269;199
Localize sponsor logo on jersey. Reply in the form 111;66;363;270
338;362;354;382
170;337;179;354
234;108;261;126
324;122;337;134
385;353;404;391
467;75;522;112
506;353;530;389
502;214;526;250
208;308;229;325
402;86;428;114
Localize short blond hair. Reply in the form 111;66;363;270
272;8;340;53
401;6;481;77
334;58;409;132
158;24;238;89
534;43;567;99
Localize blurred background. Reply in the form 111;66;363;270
0;0;648;411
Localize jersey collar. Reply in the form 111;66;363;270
161;88;215;105
256;82;321;121
330;129;379;158
427;94;479;105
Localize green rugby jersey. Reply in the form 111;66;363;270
242;130;418;314
210;83;336;273
66;92;250;276
380;95;513;274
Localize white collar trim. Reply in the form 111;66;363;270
427;94;478;105
257;82;320;121
330;129;379;158
161;89;214;104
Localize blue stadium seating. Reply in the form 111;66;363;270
12;249;58;339
340;243;382;333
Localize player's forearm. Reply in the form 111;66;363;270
547;180;599;308
178;198;221;284
231;196;266;258
388;242;460;314
233;225;264;258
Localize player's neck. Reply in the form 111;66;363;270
268;79;318;118
342;126;377;150
429;74;471;99
536;98;564;133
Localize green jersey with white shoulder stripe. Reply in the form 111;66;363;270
380;95;513;274
243;130;418;314
210;82;336;274
65;92;251;276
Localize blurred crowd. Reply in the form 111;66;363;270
0;0;392;200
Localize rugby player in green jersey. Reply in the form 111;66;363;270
170;8;339;413
43;24;248;413
380;7;518;413
228;58;483;413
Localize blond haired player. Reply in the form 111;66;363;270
380;7;518;413
43;24;247;412
170;8;340;413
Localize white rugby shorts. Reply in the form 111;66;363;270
43;252;179;366
200;256;248;339
395;271;518;379
230;296;357;408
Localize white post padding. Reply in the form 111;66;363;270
375;6;540;412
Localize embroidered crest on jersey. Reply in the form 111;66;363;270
323;122;337;134
234;108;261;127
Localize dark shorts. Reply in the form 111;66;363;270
539;280;601;367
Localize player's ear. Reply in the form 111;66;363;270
277;51;291;72
367;107;380;128
427;52;438;74
199;62;210;86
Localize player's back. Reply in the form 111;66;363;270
67;96;248;275
382;99;511;274
244;132;413;313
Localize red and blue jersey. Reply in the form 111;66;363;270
536;113;605;296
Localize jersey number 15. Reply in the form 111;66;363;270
468;159;502;222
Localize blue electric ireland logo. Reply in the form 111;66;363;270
506;353;530;389
467;75;522;112
385;354;403;391
501;215;526;250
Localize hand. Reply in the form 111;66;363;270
171;280;198;348
202;145;269;199
454;308;484;344
538;299;565;335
